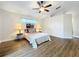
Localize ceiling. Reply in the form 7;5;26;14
0;1;79;18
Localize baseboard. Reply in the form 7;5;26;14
73;35;79;38
61;37;72;39
50;35;72;39
0;39;14;43
0;36;15;43
0;34;16;43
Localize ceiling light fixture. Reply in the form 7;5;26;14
39;7;45;11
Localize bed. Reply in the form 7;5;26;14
24;33;51;48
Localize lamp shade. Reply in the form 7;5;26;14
35;24;42;32
16;23;23;34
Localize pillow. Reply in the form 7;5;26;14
24;28;36;33
29;28;36;33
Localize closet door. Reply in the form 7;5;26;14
0;19;1;43
72;13;79;38
63;14;73;38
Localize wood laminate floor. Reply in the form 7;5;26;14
0;37;79;57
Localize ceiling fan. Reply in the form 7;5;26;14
32;1;52;13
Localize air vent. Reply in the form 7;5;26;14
56;6;61;10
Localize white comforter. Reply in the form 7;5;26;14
24;33;51;48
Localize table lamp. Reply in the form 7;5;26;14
16;23;23;34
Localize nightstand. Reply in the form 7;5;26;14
16;33;24;40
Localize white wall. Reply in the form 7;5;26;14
63;14;72;38
72;11;79;38
65;10;79;38
42;14;73;38
42;10;79;39
0;16;2;43
0;9;22;42
42;14;64;38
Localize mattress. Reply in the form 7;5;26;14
24;33;51;48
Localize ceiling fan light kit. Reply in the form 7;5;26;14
32;1;52;13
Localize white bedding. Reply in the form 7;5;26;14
24;33;51;48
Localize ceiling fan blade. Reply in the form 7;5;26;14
37;1;41;7
41;1;43;4
56;6;61;10
44;4;52;8
44;9;49;12
39;11;41;13
32;8;39;10
41;1;44;6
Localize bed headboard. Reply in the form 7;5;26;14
25;24;36;33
